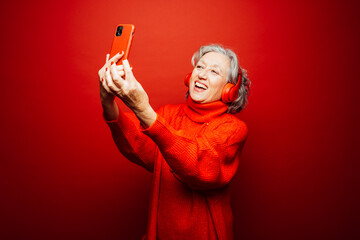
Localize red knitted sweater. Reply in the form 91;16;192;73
105;98;248;240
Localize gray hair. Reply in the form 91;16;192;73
190;44;251;114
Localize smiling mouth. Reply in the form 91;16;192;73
195;81;208;90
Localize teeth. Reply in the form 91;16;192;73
195;82;208;90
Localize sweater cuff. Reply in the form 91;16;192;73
103;110;135;129
141;113;162;134
103;114;119;124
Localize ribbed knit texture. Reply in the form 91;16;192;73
105;99;248;240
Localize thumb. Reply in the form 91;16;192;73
123;59;133;76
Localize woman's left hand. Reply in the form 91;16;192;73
104;59;157;127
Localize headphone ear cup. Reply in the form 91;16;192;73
221;72;242;103
184;73;191;87
221;83;235;103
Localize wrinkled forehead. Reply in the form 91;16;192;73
198;52;231;71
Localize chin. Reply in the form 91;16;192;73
189;93;205;103
190;93;221;104
190;97;203;103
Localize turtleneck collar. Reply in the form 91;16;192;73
184;97;228;123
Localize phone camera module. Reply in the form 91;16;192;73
116;26;123;36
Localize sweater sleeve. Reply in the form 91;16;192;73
142;114;248;190
104;109;159;172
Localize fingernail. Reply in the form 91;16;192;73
101;78;104;82
110;61;114;65
106;67;108;71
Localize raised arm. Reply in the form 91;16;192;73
98;53;158;171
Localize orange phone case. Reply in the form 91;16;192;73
109;24;135;64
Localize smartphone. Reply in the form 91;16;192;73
109;24;135;65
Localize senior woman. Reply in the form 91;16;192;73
98;44;250;240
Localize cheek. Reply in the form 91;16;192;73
189;77;195;89
211;78;227;94
189;71;197;85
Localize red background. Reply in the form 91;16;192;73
1;0;359;239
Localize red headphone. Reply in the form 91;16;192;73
184;71;242;103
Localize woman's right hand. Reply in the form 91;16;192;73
98;52;124;105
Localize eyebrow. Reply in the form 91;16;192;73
198;60;223;73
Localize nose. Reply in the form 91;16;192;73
198;69;208;79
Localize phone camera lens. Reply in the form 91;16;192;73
116;26;123;36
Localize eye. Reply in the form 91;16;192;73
211;69;219;75
196;65;204;69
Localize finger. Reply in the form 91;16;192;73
122;59;133;77
99;54;111;79
103;67;112;90
98;68;104;80
101;77;112;93
106;65;122;92
117;70;125;78
116;65;132;74
116;65;124;71
109;51;124;65
110;62;125;88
